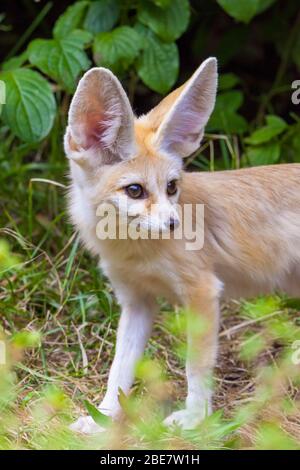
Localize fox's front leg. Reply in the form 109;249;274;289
71;291;156;434
164;273;222;430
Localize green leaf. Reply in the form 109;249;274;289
217;0;259;23
247;140;281;166
93;26;141;73
2;51;28;71
53;1;89;38
69;29;93;46
84;0;120;34
83;400;112;427
28;31;91;93
0;68;56;143
219;73;240;91
245;115;287;145
217;0;277;23
138;0;190;42
136;25;179;94
208;91;248;134
266;114;287;128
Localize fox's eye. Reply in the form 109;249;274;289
125;184;144;199
167;180;177;196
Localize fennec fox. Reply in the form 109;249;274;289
65;58;300;433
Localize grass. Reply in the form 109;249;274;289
0;121;300;450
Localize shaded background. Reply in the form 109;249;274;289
1;0;299;119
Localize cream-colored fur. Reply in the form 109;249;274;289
65;58;300;434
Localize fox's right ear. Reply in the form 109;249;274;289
64;68;135;166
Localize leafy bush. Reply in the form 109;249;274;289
0;0;299;167
0;0;191;142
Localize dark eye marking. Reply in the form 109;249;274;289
167;179;178;196
125;184;145;199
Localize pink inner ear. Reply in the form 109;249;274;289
80;111;109;150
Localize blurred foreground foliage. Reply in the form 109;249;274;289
1;236;300;449
0;0;299;166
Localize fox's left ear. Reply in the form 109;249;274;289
149;58;218;158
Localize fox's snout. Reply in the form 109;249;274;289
169;217;179;231
127;200;181;235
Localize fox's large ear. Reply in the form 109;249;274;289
64;68;135;164
146;58;217;158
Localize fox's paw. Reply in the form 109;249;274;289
164;408;206;430
70;415;106;435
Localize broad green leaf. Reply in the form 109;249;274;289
247;140;280;166
208;91;248;134
217;0;276;23
217;90;243;111
245;115;287;145
84;0;120;34
53;1;89;38
93;26;140;73
2;51;28;71
136;26;179;94
138;0;190;42
28;31;91;93
217;0;259;23
265;115;287;129
219;73;240;90
0;68;56;143
69;29;93;46
83;400;112;427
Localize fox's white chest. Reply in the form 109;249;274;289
99;242;185;303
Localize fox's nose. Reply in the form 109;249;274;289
169;217;179;231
